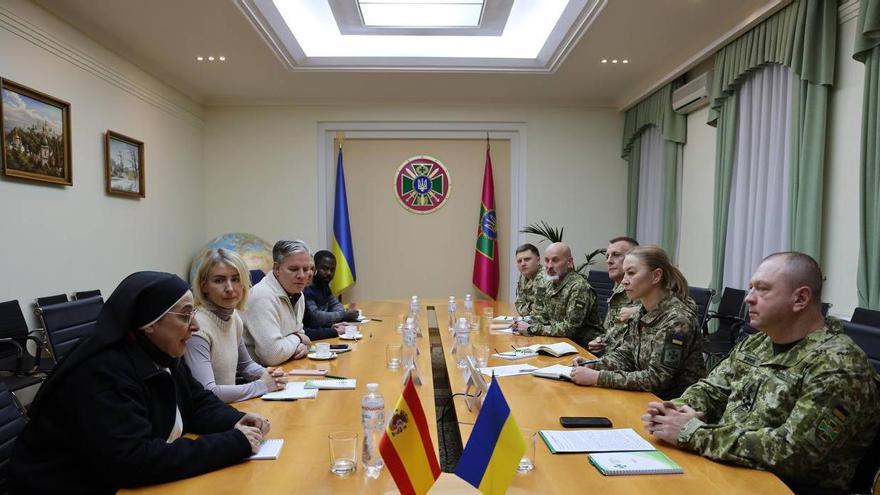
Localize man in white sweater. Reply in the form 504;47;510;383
242;240;312;365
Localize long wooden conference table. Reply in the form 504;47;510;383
123;300;790;494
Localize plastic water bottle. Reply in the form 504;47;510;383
463;294;475;330
361;383;386;478
408;296;422;337
447;296;458;331
455;317;471;368
402;318;417;370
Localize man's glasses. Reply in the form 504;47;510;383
166;309;197;326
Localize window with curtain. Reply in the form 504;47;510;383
636;125;664;245
723;63;794;289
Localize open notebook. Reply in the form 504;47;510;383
249;439;284;460
261;382;318;400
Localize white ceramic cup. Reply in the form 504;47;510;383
316;342;331;358
344;325;358;338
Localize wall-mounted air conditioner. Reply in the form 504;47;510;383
672;70;713;115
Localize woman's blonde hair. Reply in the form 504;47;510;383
192;248;251;311
625;245;690;302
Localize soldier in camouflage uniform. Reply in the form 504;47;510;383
514;243;545;316
642;252;880;494
571;245;705;399
512;242;602;347
587;237;641;357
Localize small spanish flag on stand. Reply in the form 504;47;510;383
379;374;441;495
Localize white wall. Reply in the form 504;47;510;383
203;105;626;297
0;0;206;327
677;5;865;318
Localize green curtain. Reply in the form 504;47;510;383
626;137;641;237
707;0;836;295
855;0;880;309
621;83;686;254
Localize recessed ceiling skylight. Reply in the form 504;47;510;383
359;0;485;28
235;0;605;72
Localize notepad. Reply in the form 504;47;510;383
261;382;318;400
539;428;655;453
493;315;516;322
303;379;357;390
589;451;683;475
249;439;284;460
518;342;579;357
530;364;573;381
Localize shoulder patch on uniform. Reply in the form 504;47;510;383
669;334;685;346
574;300;586;311
813;403;851;446
662;336;684;367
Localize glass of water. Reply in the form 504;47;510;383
328;431;357;476
386;344;402;369
518;430;536;472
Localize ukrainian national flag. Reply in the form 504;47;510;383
379;375;441;495
330;146;356;295
454;376;525;495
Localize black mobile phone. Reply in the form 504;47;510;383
559;416;613;428
329;344;349;350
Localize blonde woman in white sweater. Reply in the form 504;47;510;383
185;249;287;402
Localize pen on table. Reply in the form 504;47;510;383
372;318;383;322
325;374;348;379
510;345;521;353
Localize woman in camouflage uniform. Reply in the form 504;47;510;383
571;245;706;400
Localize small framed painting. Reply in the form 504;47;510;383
105;130;145;198
1;79;72;185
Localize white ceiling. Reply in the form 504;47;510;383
33;0;782;108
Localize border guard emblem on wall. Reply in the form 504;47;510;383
394;155;451;214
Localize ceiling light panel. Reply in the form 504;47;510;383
359;2;484;28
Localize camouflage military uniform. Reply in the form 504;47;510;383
599;283;640;354
673;318;880;493
595;294;704;400
528;271;602;347
515;265;545;316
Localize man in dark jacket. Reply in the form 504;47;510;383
303;250;359;326
11;272;268;494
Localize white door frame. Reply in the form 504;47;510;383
316;121;527;302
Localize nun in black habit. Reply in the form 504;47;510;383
10;271;269;494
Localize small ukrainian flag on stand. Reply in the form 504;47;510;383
330;143;356;295
454;375;526;495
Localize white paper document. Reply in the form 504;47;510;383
539;428;656;453
492;315;516;322
261;382;318;400
490;323;514;332
304;379;357;389
478;364;538;377
250;438;284;460
492;351;539;360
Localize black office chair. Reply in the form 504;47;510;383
842;321;880;373
852;307;880;328
687;286;715;331
702;287;747;369
850;429;880;495
73;289;101;300
249;269;266;286
0;383;26;494
0;300;52;380
35;294;68;308
586;270;614;322
36;296;103;364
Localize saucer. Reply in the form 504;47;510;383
307;352;337;360
339;333;364;340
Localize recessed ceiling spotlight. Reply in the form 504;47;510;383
196;56;204;61
601;59;607;63
622;59;629;64
219;56;226;61
612;59;618;63
208;56;215;61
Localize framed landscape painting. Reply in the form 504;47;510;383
105;130;145;198
1;79;72;185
